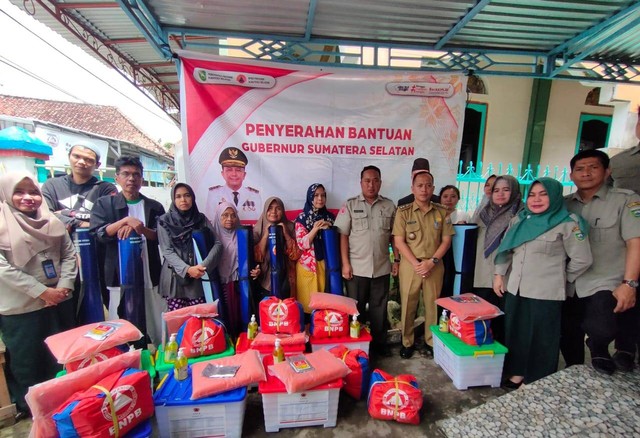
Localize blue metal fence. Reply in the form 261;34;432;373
456;161;575;212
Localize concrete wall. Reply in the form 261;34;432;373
467;75;533;167
540;81;613;169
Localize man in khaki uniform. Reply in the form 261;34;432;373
335;165;398;357
563;149;640;374
393;170;454;359
610;107;640;195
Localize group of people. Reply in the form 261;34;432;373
1;116;639;419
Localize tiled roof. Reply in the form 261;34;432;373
0;95;171;158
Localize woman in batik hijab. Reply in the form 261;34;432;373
472;175;523;344
253;197;300;302
295;183;335;315
0;172;76;418
157;183;222;311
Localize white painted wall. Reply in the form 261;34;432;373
540;81;613;169
468;75;533;167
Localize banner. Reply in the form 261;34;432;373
179;51;467;224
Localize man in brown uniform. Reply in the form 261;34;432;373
393;170;454;359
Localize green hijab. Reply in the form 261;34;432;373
495;177;588;263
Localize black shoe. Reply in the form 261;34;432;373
592;357;616;375
502;378;524;390
612;351;634;372
423;343;434;356
399;345;415;359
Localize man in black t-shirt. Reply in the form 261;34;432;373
42;142;117;231
41;142;117;327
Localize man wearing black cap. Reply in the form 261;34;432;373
42;142;116;232
397;158;440;207
205;147;262;222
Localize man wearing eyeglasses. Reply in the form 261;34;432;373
90;156;166;344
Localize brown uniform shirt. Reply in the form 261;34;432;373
392;202;455;259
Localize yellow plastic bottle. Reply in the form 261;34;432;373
439;310;450;333
247;314;258;340
164;333;178;364
174;348;188;381
273;338;285;364
349;315;361;339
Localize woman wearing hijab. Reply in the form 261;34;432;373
295;184;336;314
472;175;523;344
157;183;222;311
0;172;77;418
212;201;260;338
471;174;497;223
494;178;592;387
253;197;300;300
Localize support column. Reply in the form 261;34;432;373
522;79;552;168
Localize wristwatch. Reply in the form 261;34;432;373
622;279;639;288
431;257;440;264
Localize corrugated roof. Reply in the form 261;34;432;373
7;0;640;123
0;94;171;158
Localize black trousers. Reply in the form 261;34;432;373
473;287;505;345
345;274;390;347
561;290;639;361
0;306;62;413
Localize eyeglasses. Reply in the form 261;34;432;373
118;171;142;180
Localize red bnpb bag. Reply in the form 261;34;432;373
449;313;494;346
310;309;349;338
65;347;124;373
259;297;304;334
176;317;227;358
368;369;422;425
53;368;153;437
329;345;370;400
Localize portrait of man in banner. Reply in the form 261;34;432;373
205;147;262;223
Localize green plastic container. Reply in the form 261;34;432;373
155;337;235;378
431;326;508;356
431;326;507;390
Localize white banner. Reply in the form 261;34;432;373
179;51;467;223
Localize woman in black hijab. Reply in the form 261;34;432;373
157;183;222;311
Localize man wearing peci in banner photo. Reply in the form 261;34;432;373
205;147;262;223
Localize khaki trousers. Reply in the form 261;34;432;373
399;261;444;347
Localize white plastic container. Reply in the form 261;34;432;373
309;329;372;355
154;371;247;438
431;325;507;390
258;370;342;432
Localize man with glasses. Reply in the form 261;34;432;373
90;156;166;344
335;165;398;358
